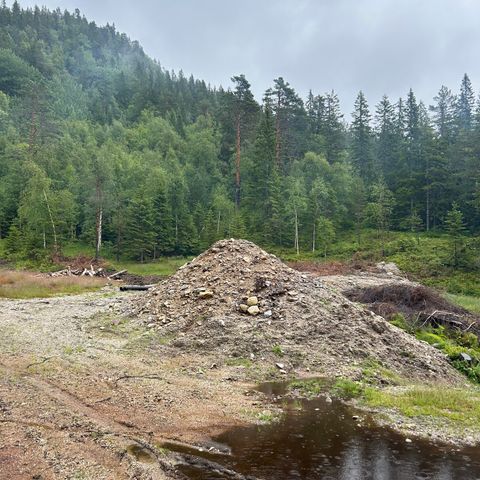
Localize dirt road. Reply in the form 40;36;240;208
0;288;262;479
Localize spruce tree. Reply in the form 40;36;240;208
351;91;374;181
444;202;467;268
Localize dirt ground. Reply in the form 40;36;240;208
0;288;269;480
0;242;474;479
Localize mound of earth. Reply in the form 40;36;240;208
132;239;460;382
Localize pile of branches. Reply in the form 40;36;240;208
345;283;479;335
49;266;126;279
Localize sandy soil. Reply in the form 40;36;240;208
0;288;266;479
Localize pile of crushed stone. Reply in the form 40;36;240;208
131;239;460;382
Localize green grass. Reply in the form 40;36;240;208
271;345;284;356
364;385;480;428
109;257;189;276
332;378;364;399
289;378;327;397
446;293;480;314
225;357;253;368
279;229;480;298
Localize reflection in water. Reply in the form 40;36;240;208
180;384;480;480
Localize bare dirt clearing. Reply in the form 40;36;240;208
0;240;474;479
0;290;265;479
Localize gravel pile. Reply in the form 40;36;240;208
132;239;460;382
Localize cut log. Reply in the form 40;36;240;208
108;269;127;280
120;285;155;292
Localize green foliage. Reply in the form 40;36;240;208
0;2;479;277
364;385;480;427
332;378;364;399
389;313;411;332
271;345;284;356
288;378;326;397
444;202;468;268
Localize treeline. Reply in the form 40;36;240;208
0;2;479;263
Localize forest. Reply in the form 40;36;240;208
0;2;479;267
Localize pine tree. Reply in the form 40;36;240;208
375;95;400;185
430;85;456;141
323;91;345;164
123;196;156;262
444;202;467;268
456;73;475;131
264;77;304;170
351;91;374;181
230;74;257;208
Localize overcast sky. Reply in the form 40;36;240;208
14;0;480;115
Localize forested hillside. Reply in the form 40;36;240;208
0;2;479;264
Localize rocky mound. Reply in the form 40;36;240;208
133;239;460;382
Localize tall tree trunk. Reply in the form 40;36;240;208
294;206;299;255
43;189;58;252
29;91;38;157
426;184;430;232
235;115;241;208
95;206;102;260
312;219;316;252
95;179;103;260
175;213;178;245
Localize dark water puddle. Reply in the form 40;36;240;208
178;379;480;480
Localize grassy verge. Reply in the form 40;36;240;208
109;257;190;276
446;293;480;314
330;371;480;431
0;270;105;299
364;386;480;428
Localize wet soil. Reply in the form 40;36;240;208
179;381;480;480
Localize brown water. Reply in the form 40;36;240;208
179;380;480;480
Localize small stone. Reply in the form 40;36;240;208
239;304;249;312
263;310;272;317
460;352;472;363
198;290;214;299
247;305;260;315
405;438;412;443
275;362;285;370
352;415;359;420
287;290;298;296
325;395;332;403
247;296;258;306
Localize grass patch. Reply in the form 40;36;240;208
360;358;402;385
225;357;253;368
446;293;480;314
0;269;105;299
271;344;284;356
289;378;327;397
109;257;190;276
332;378;364;399
364;385;480;427
255;410;278;422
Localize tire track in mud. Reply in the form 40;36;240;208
0;360;178;479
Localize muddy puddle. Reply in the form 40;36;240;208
177;380;480;480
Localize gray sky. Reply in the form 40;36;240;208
14;0;480;115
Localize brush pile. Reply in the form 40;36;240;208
132;239;461;382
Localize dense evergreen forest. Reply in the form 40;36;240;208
0;2;479;263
